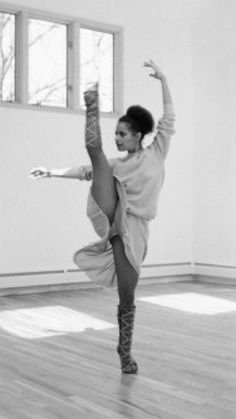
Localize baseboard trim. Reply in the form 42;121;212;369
0;269;65;278
1;274;236;297
193;274;236;287
0;281;101;297
0;263;192;289
140;263;192;278
0;262;192;278
0;262;235;296
195;262;236;269
193;263;236;279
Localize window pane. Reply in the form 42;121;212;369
0;12;15;102
80;28;114;113
28;19;67;107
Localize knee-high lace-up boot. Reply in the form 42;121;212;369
84;83;102;149
117;305;138;374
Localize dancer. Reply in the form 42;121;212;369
29;60;175;374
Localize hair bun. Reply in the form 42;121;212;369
126;105;154;136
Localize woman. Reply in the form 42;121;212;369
30;60;175;374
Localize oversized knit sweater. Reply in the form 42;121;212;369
78;104;175;221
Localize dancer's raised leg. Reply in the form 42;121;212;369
84;84;118;224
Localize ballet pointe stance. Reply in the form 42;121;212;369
84;85;139;374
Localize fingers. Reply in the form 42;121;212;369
29;168;37;175
29;170;41;178
143;61;155;78
143;60;162;72
143;60;153;68
28;167;48;180
143;59;155;67
29;174;47;180
144;60;165;81
29;172;42;179
143;60;160;77
28;173;41;180
29;167;45;174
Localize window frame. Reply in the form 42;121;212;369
0;2;123;115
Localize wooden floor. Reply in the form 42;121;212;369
0;280;235;419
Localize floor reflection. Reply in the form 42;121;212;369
117;374;139;418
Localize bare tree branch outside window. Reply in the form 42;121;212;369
0;12;15;102
28;19;67;107
80;28;114;113
0;13;115;112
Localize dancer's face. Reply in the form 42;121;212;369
115;122;142;154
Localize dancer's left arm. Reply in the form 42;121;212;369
144;60;175;158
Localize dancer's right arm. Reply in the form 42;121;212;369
29;165;93;181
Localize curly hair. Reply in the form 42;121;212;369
119;105;154;139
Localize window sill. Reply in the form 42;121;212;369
0;101;121;118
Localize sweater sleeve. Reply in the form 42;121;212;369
78;165;93;181
78;158;117;181
152;104;175;159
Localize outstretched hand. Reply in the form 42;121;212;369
28;167;51;180
144;60;165;81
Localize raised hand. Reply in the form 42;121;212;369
28;167;51;180
143;60;165;81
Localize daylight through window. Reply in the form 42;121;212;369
0;12;15;102
80;28;114;113
28;18;67;107
0;6;120;113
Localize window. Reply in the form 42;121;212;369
80;28;114;113
28;19;67;107
0;5;122;113
0;12;15;102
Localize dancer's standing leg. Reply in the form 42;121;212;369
111;235;139;374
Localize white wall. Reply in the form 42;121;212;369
0;0;195;282
192;0;236;274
